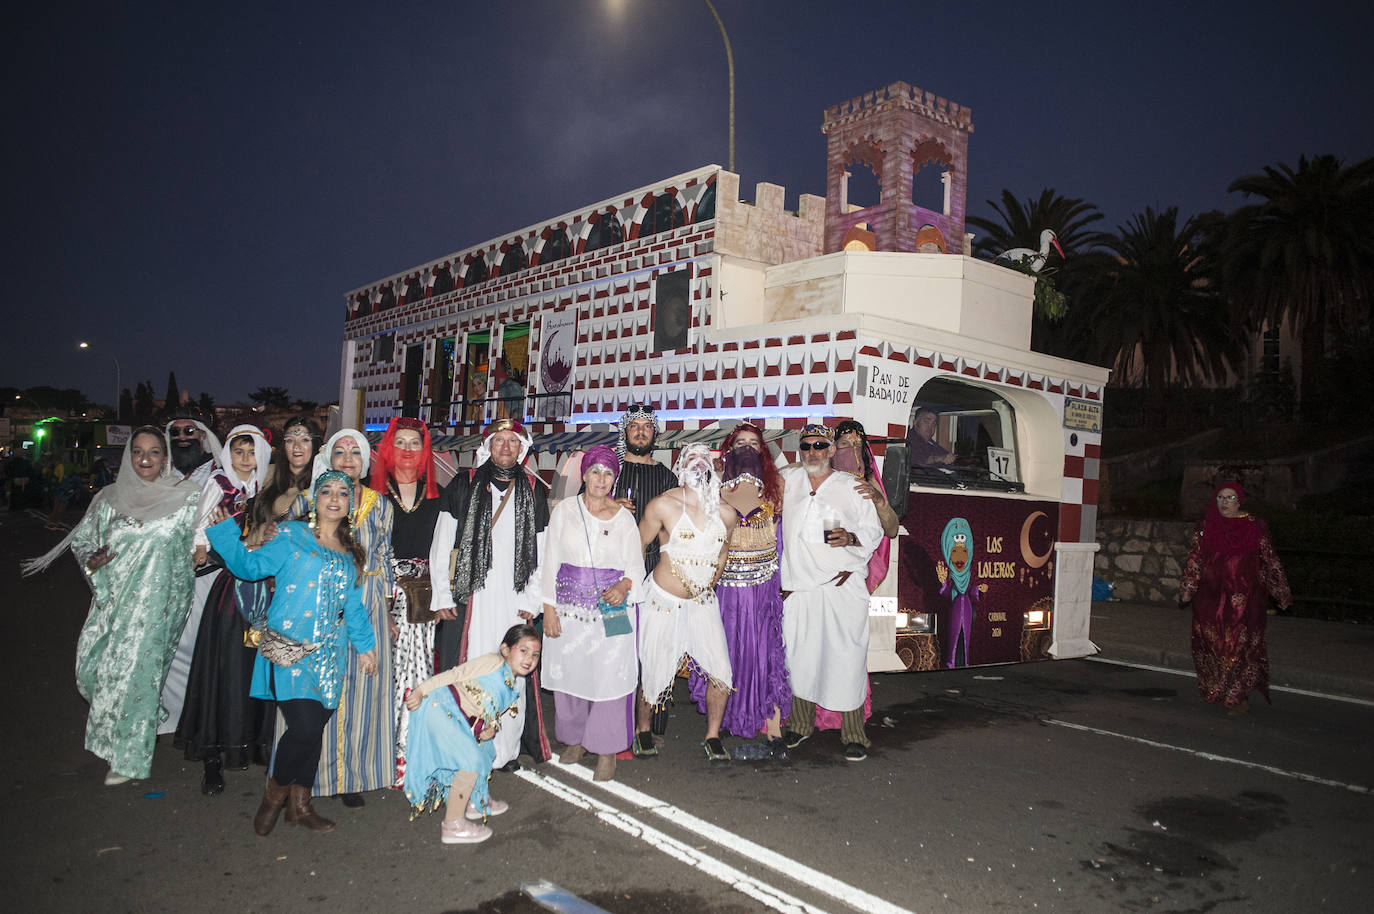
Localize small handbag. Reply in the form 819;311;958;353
579;499;633;638
598;596;634;637
256;626;319;667
398;576;436;624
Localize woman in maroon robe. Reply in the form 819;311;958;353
1179;481;1292;714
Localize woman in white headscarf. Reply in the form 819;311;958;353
174;425;274;795
23;426;202;785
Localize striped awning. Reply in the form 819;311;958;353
367;424;790;454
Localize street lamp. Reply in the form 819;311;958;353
78;341;121;421
612;1;735;173
701;0;736;173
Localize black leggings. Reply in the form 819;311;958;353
273;699;335;787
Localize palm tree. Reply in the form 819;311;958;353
967;189;1113;350
967;188;1109;260
1222;154;1374;416
1066;207;1244;400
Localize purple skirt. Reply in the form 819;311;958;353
689;570;792;737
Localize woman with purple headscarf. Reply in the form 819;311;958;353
540;445;643;780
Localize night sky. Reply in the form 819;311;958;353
5;1;1371;407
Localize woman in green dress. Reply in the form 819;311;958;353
24;427;202;785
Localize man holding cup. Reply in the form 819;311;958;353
778;423;883;761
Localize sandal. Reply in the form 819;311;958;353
702;737;730;762
632;731;658;758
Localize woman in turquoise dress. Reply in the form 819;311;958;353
304;428;395;807
23;427;202;785
207;470;378;836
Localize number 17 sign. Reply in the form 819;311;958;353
987;447;1016;482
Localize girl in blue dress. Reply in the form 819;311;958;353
403;623;542;844
207;470;378;836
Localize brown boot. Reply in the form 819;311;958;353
253;778;290;836
284;784;335;831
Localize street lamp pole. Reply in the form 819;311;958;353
702;0;735;173
78;342;121;421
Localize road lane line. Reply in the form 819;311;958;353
1086;656;1374;707
1045;717;1372;794
536;762;917;914
515;768;838;914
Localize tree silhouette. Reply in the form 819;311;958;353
966;188;1113;351
164;371;180;413
1222;154;1374;418
197;392;217;426
967;188;1109;259
1066;207;1244;400
249;386;291;409
118;388;133;422
134;381;157;424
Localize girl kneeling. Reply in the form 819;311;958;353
404;624;542;844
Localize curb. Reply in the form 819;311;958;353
1093;641;1374;702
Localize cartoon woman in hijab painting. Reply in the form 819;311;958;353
936;517;987;669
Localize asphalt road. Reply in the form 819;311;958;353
4;509;1371;914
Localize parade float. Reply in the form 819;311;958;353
339;81;1108;672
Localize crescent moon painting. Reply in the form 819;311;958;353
1020;510;1055;569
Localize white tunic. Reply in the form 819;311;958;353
430;482;544;767
779;467;883;710
538;497;644;702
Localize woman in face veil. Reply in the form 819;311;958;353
24;427;203;785
688;423;793;754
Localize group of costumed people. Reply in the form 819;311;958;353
24;404;901;846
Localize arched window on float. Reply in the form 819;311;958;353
540;229;570;265
693;181;716;223
463;254;489;287
639;193;684;238
498;242;527;277
903;377;1024;493
895;375;1063;498
585;211;624;251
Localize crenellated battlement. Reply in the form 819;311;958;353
823;81;973;133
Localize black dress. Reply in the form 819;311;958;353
174;499;274;768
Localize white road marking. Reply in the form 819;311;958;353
526;762;917;914
1044;718;1372;795
516;767;840;914
1085;656;1374;707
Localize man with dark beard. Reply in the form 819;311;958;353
777;423;882;762
608;405;678;756
165;414;222;487
159;412;223;737
612;405;677;573
431;419;551;770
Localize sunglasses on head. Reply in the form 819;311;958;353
169;426;201;438
798;440;830;451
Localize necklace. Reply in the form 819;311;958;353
387;479;423;513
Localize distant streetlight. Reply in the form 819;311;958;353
78;341;122;421
701;0;736;173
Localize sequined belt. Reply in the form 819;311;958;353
718;547;779;587
555;563;624;622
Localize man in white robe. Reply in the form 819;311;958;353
159;415;223;735
430;419;549;769
779;423;883;761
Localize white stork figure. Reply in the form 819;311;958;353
995;229;1066;273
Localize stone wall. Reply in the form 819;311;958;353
1094;518;1193;605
